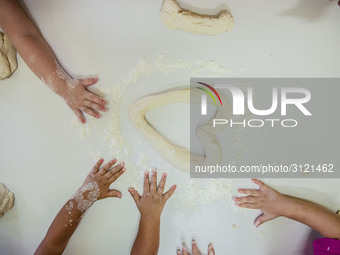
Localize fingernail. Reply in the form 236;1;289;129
162;173;167;177
100;158;104;162
117;194;121;198
120;162;125;166
255;221;260;227
102;100;107;104
110;159;116;163
122;167;126;172
144;170;149;175
177;249;181;255
182;247;186;252
81;120;85;124
102;108;106;112
128;188;131;192
208;243;214;251
96;115;100;119
173;185;177;189
192;239;196;245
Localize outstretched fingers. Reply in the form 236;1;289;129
181;248;189;255
143;170;150;193
252;178;269;191
91;158;104;174
157;173;167;194
233;196;259;205
238;188;261;197
150;169;157;192
254;213;271;228
80;105;100;119
191;240;200;255
80;77;98;87
107;165;126;183
106;189;122;199
98;159;117;175
73;108;85;124
208;243;215;255
129;188;141;205
163;184;177;201
104;162;124;179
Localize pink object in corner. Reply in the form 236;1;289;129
314;238;340;255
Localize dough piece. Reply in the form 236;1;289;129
160;0;234;35
129;88;231;173
0;32;18;80
0;183;15;218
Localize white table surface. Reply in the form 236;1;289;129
0;0;340;254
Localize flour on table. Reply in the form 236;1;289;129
0;32;17;80
160;0;234;35
0;183;15;218
69;56;248;213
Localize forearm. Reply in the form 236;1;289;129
282;196;340;239
131;215;160;255
0;0;69;96
35;198;86;255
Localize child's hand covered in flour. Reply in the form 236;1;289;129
59;77;107;124
78;158;126;203
35;158;126;255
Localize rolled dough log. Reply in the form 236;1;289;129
129;88;231;173
160;0;234;35
0;183;15;219
0;32;18;80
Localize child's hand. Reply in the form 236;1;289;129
177;241;215;255
61;77;107;124
76;158;125;210
128;169;176;219
234;179;287;227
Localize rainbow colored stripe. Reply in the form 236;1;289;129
196;82;223;106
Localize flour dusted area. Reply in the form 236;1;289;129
69;56;239;212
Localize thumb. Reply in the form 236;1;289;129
128;188;141;205
106;189;122;199
254;213;273;227
80;77;98;87
208;243;215;255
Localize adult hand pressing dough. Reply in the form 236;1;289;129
0;182;15;218
160;0;234;35
0;32;17;80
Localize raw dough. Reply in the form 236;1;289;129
0;183;15;218
129;88;231;173
0;32;17;80
160;0;234;35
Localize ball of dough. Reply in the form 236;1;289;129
0;32;18;80
0;183;15;218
